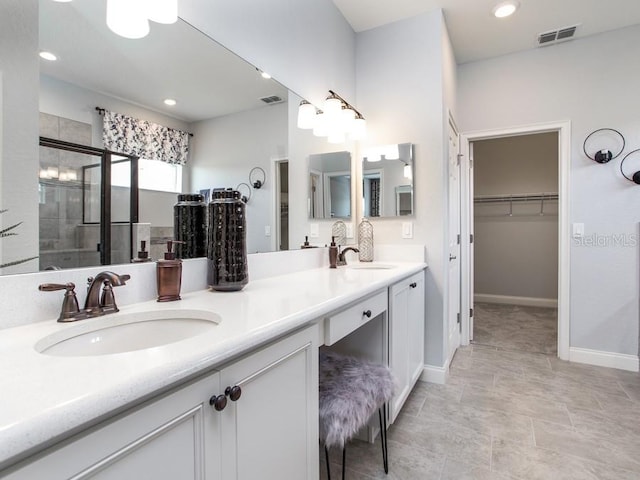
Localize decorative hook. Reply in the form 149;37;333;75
249;167;266;189
236;182;252;203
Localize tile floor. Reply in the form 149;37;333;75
321;304;640;479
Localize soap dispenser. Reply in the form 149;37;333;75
329;236;338;269
132;240;151;263
156;240;183;302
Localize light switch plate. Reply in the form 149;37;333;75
572;223;584;238
264;225;271;237
309;223;319;238
402;222;413;239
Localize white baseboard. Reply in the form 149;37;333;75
474;293;558;308
420;362;449;384
569;347;639;372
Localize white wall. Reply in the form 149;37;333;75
458;26;640;357
473;133;558;300
0;0;39;274
180;0;356;108
356;10;457;367
189;102;288;253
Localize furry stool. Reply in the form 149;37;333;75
319;350;394;480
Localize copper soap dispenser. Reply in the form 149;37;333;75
157;240;183;302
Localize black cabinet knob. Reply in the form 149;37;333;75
410;282;417;288
363;310;372;318
225;385;242;402
209;394;227;411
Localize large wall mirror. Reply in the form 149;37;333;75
308;151;352;219
362;143;414;217
2;0;298;275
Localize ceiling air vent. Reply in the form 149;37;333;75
537;24;578;46
260;95;284;105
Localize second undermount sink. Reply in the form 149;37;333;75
35;309;221;357
347;263;397;270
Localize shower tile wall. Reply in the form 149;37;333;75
39;113;99;270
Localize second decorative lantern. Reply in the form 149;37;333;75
358;218;374;262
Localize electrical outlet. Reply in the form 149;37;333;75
572;223;584;238
345;223;354;238
264;225;271;237
309;223;319;238
402;222;413;239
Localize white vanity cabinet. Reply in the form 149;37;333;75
4;370;223;480
389;270;425;423
218;325;319;480
4;325;319;480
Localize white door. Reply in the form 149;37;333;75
447;118;461;363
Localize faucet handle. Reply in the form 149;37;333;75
38;282;81;322
100;280;119;313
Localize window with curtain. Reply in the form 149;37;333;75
102;110;190;165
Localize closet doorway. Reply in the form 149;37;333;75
472;132;558;354
460;121;571;360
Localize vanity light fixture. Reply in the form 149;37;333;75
492;0;519;18
164;98;177;106
39;51;58;61
106;0;178;39
256;69;272;79
297;100;316;129
298;90;366;143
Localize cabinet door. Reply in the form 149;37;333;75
389;270;426;423
219;325;319;480
407;271;425;386
5;372;222;480
389;280;411;422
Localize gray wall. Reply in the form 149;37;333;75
190;102;288;254
356;10;457;368
0;0;39;274
473;133;558;300
458;26;640;356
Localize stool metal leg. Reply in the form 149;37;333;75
378;404;389;474
342;446;346;480
325;445;331;480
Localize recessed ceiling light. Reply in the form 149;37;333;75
39;51;57;61
164;98;177;106
493;0;519;18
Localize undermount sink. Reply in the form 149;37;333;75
347;263;397;270
35;309;221;357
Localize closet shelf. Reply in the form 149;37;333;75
474;192;558;204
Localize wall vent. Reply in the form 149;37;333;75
260;95;284;105
537;25;578;46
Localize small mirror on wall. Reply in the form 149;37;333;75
308;151;352;219
363;143;414;217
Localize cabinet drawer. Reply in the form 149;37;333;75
324;290;387;346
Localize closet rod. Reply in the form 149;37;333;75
474;192;558;204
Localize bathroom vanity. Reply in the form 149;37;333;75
0;259;426;479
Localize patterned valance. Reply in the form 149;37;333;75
102;110;190;165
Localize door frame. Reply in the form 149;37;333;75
459;120;571;360
270;157;288;251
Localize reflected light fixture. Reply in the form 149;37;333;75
107;0;178;39
492;0;519;18
258;69;272;79
164;98;177;106
297;100;316;129
403;164;412;180
299;90;366;144
39;51;57;61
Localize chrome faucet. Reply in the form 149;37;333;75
85;271;131;314
39;271;130;322
337;247;360;266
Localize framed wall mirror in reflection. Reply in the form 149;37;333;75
2;0;295;276
308;151;352;219
362;143;414;218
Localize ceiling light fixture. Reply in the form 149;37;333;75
106;0;178;39
39;51;57;61
492;0;519;18
164;98;177;106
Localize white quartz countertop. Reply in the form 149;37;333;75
0;261;425;470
